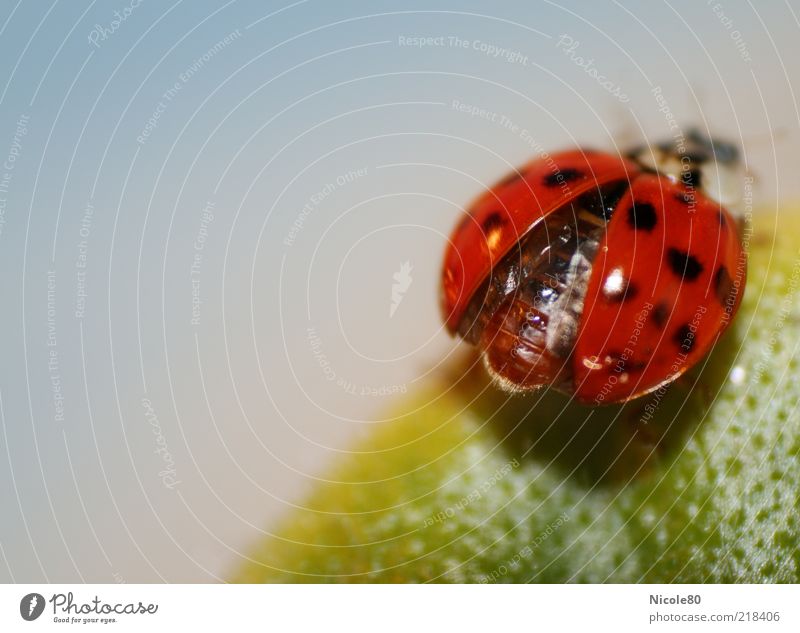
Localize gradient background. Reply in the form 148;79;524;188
0;0;797;582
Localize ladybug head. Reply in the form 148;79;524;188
627;129;744;214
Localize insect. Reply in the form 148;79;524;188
441;130;747;404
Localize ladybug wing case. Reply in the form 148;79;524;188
441;149;746;405
441;151;640;334
573;173;746;403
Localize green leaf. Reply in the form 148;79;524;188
234;211;800;583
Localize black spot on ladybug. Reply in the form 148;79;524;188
673;323;695;353
667;248;704;281
674;191;695;206
543;168;583;187
602;277;638;303
682;169;702;188
652;302;670;329
481;212;506;234
579;180;629;221
715;265;734;306
627;200;658;231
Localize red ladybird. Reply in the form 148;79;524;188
441;130;746;404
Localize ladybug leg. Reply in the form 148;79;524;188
669;370;717;408
622;377;695;466
600;403;663;483
623;402;659;451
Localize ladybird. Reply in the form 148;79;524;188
441;130;746;404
